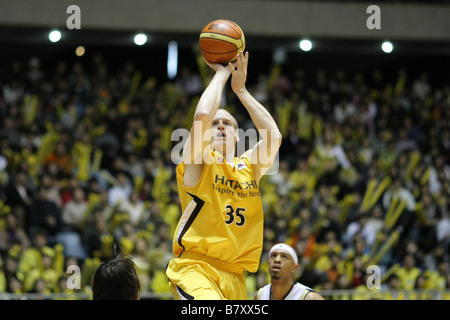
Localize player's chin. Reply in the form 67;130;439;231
270;273;281;280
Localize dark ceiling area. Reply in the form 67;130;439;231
1;25;449;86
2;25;450;53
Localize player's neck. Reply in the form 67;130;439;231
270;279;295;300
212;145;235;163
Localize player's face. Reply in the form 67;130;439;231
268;250;297;280
210;110;238;147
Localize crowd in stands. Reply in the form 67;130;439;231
0;49;449;299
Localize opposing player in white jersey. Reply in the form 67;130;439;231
255;243;325;300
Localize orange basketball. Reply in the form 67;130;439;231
199;19;246;65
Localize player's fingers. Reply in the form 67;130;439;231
236;52;243;71
237;51;247;71
229;59;237;69
228;62;237;74
238;52;247;76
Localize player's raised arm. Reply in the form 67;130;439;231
229;51;282;182
181;59;231;187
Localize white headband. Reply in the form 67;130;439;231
269;243;298;265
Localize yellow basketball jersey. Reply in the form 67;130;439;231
172;149;264;273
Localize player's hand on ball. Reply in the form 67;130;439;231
203;56;232;75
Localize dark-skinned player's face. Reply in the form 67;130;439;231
268;250;297;280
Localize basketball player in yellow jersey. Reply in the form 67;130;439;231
166;51;282;300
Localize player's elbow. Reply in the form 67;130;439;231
193;111;210;123
270;130;283;149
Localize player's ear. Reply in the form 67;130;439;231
292;263;299;273
235;130;240;143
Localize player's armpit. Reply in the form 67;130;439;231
182;163;204;188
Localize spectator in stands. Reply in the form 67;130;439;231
82;211;113;259
119;191;148;227
17;229;53;288
44;142;73;178
0;254;21;293
27;187;63;244
40;173;63;209
396;253;421;290
4;170;34;229
107;171;132;207
0;212;30;255
92;254;140;300
437;212;450;255
61;186;88;232
131;237;151;292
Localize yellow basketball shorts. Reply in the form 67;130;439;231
166;251;247;300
